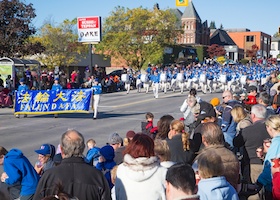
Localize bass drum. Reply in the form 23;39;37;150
160;73;167;82
199;74;206;83
121;74;129;83
140;74;148;83
220;75;227;84
176;73;184;83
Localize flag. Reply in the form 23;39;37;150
176;0;188;7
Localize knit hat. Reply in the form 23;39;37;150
210;97;220;107
100;145;115;161
108;133;123;145
126;130;136;138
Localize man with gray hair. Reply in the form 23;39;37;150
33;129;111;200
233;104;270;199
257;91;275;117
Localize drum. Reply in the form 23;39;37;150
160;73;167;82
220;75;227;84
240;75;247;85
140;74;148;83
176;73;184;82
121;74;129;83
199;74;206;83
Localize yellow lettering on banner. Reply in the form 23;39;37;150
20;104;25;110
27;105;31;111
52;103;57;110
65;103;70;109
176;0;188;7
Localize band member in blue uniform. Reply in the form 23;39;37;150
91;79;102;119
51;78;63;118
16;78;29;118
151;70;160;99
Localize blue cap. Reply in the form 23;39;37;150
55;77;59;81
19;78;25;82
94;78;99;82
35;144;54;156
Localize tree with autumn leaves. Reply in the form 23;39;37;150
246;44;259;61
96;6;181;70
206;44;226;58
29;19;87;68
0;0;45;57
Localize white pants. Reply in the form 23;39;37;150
186;80;192;90
153;83;159;98
136;79;141;92
207;79;213;93
93;94;100;118
143;82;149;93
178;82;184;93
125;83;130;93
161;82;167;93
200;81;207;93
171;79;176;91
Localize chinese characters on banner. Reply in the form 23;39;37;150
77;16;102;43
14;89;92;114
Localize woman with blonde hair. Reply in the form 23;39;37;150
154;139;175;168
166;119;194;164
231;105;252;134
256;115;280;199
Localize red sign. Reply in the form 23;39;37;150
78;17;99;29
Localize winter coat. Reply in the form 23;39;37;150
257;134;280;192
4;149;40;196
198;176;239;200
115;154;167;200
201;145;239;190
33;157;111;200
166;134;195;164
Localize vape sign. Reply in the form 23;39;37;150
77;16;101;43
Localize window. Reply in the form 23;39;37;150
264;37;268;44
246;35;254;42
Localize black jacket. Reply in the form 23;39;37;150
233;120;270;165
33;157;111;200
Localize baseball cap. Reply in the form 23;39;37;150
108;133;123;145
197;101;216;120
35;144;53;156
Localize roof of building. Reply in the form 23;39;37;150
181;1;201;22
169;8;183;29
272;37;280;42
210;29;236;46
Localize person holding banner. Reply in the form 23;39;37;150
51;78;63;118
15;78;29;118
91;79;102;120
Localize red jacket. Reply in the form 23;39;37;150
273;172;280;200
244;95;257;105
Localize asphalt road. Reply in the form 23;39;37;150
0;87;221;166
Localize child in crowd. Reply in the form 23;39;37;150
141;112;157;138
110;165;118;200
196;149;239;200
96;145;116;189
85;139;100;166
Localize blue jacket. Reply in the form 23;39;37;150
92;84;102;95
85;147;100;166
51;83;62;91
18;84;29;91
4;149;40;196
221;100;240;147
257;135;280;192
151;74;160;83
198;176;239;200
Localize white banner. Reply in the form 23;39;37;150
77;16;101;43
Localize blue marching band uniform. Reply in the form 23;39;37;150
133;63;279;96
